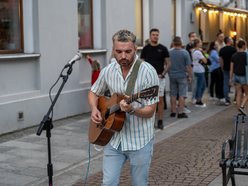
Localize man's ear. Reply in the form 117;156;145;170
134;45;137;51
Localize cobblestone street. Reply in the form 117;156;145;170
73;106;235;186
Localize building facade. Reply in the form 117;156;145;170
0;0;247;134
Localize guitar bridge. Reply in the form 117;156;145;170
96;123;104;129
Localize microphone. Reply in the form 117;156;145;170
65;52;82;68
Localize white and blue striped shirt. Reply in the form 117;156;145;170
91;56;159;151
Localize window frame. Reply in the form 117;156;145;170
0;0;24;54
78;0;94;49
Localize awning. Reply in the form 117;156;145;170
194;2;248;16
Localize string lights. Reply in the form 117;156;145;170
195;3;247;42
197;7;247;18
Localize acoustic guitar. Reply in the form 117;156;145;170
88;85;159;146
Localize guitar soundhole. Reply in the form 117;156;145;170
105;109;110;120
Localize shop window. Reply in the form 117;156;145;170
135;0;143;46
0;0;23;54
78;0;93;49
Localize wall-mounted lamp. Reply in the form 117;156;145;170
230;30;237;38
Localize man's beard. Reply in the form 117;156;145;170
119;59;130;66
119;58;134;68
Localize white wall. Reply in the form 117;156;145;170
0;0;91;134
149;0;174;47
181;0;198;45
103;0;136;61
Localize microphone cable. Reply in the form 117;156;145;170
83;143;103;185
82;142;91;186
48;66;68;119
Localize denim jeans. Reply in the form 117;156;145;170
194;72;206;100
223;70;230;102
102;139;154;186
191;74;197;100
209;67;224;99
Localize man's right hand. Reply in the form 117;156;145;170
91;107;102;124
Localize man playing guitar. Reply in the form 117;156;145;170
88;29;159;186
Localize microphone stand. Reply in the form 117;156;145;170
36;64;73;186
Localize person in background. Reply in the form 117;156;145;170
192;38;208;107
201;47;211;88
141;28;171;130
186;32;197;104
230;39;248;115
88;29;159;186
215;31;225;52
186;32;197;60
86;54;101;85
219;36;237;105
207;41;224;102
168;36;192;118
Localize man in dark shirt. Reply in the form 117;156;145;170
141;28;171;129
219;36;237;105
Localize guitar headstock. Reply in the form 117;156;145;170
139;85;159;99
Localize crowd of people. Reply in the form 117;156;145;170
184;31;248;116
142;29;248;129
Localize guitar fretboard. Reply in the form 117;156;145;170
108;93;140;115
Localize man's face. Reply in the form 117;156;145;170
113;40;136;68
189;33;197;42
150;31;159;44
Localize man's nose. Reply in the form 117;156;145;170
121;52;127;58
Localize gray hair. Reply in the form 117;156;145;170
112;29;136;43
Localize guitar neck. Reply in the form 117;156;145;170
126;93;139;104
109;93;139;115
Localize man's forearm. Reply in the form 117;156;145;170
88;91;99;110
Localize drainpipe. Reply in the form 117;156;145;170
175;0;182;36
173;0;176;37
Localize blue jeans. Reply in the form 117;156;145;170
223;71;230;102
191;74;197;100
102;139;154;186
194;72;206;100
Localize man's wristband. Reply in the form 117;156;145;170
128;108;135;115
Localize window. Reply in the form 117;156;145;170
135;0;143;46
0;0;23;53
78;0;93;49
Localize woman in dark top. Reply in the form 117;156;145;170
230;39;248;115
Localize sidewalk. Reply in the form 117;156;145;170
0;92;246;186
74;105;236;186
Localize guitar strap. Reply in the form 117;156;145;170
126;59;142;96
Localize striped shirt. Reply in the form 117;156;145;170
91;56;159;151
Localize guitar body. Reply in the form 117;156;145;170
88;85;159;146
88;93;126;146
